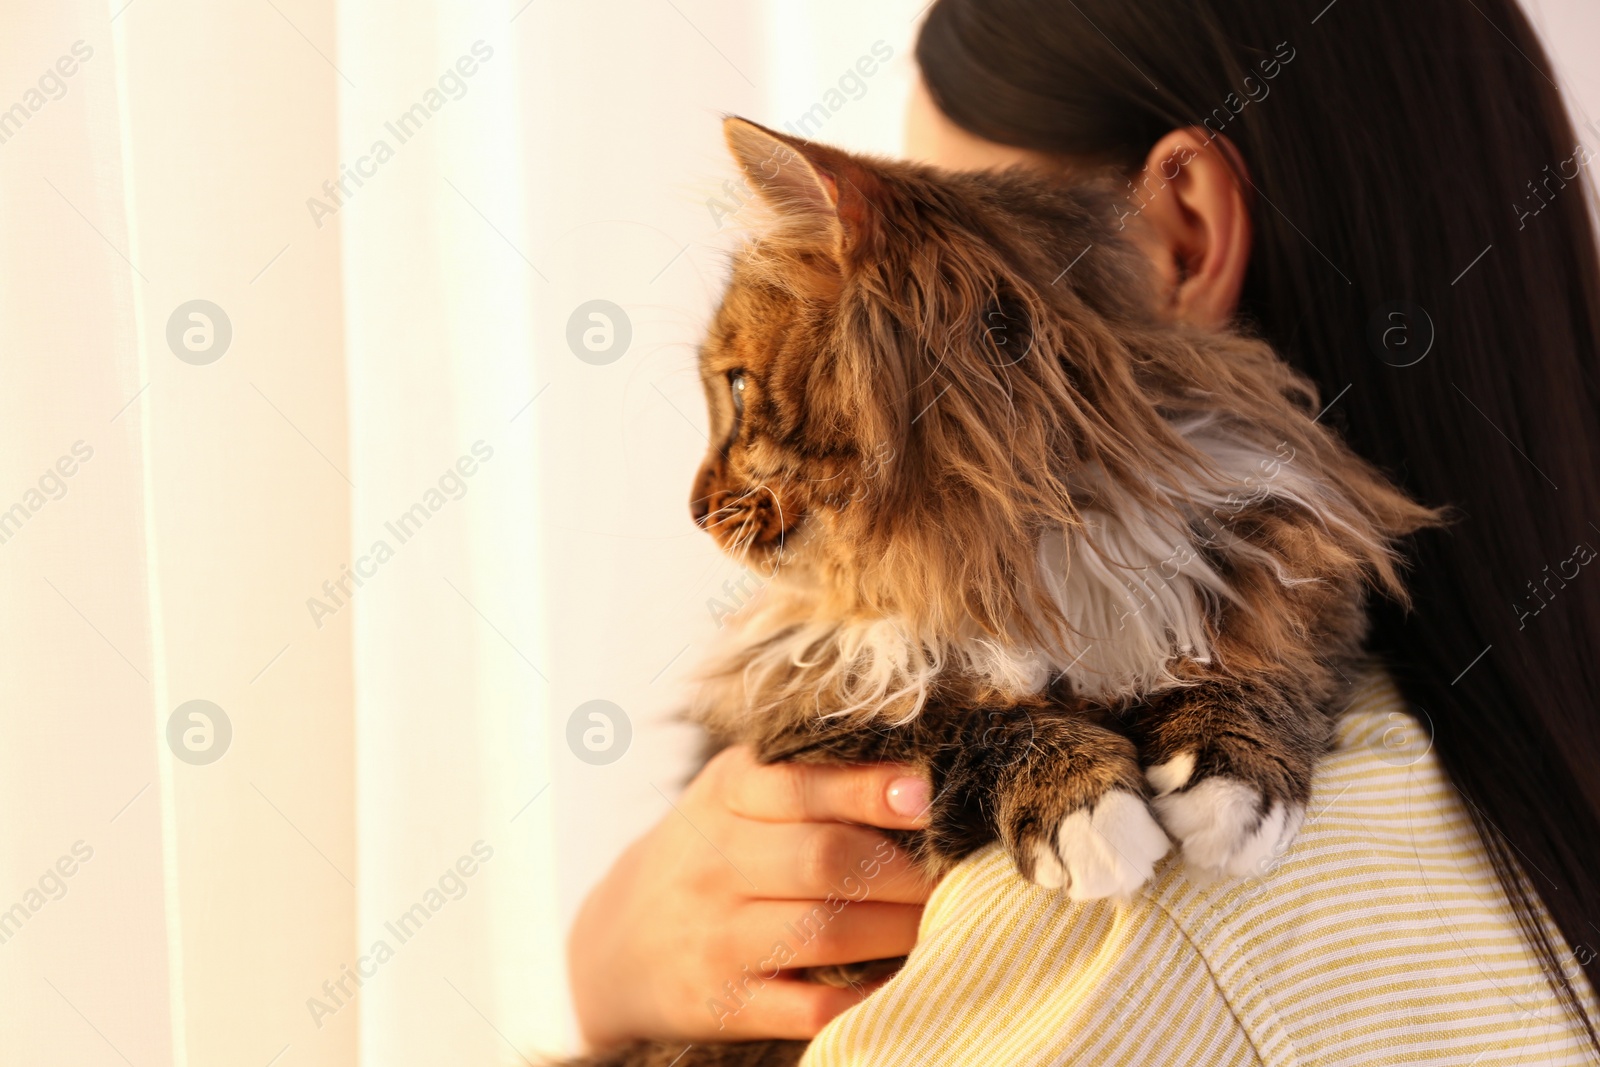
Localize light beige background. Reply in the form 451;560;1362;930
0;0;1593;1064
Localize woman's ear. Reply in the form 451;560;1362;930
1122;127;1253;329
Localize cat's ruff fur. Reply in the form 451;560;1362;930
697;414;1356;718
561;117;1439;1067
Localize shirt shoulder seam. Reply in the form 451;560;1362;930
1144;894;1278;1067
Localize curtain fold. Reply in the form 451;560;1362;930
335;3;563;1062
0;4;178;1063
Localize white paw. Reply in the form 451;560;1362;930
1030;790;1171;902
1152;774;1305;880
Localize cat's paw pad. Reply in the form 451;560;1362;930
1149;767;1304;880
1027;790;1171;902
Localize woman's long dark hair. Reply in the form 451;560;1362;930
918;0;1600;1041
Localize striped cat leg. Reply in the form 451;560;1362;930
1136;679;1331;880
924;705;1172;902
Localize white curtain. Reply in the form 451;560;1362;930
3;0;1590;1064
0;0;920;1063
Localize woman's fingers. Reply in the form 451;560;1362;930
570;747;938;1049
705;976;870;1041
735;900;926;969
712;746;933;830
719;820;935;904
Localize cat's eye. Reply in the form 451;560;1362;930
729;372;746;416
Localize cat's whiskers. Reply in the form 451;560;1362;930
707;505;744;528
707;494;750;529
737;525;759;566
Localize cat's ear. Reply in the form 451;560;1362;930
722;116;880;259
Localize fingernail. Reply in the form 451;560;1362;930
887;776;931;818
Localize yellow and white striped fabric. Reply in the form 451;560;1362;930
804;669;1600;1066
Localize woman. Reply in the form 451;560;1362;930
570;0;1600;1060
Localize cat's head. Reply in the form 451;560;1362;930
690;117;1433;672
692;118;1156;636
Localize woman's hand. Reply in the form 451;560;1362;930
567;746;936;1050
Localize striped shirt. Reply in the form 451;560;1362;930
803;669;1599;1066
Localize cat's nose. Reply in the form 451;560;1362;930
690;494;711;525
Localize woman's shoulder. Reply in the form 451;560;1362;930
802;667;1600;1066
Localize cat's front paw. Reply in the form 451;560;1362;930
1024;789;1172;902
957;712;1172;902
1146;751;1307;880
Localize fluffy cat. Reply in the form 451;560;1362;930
567;117;1438;1067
